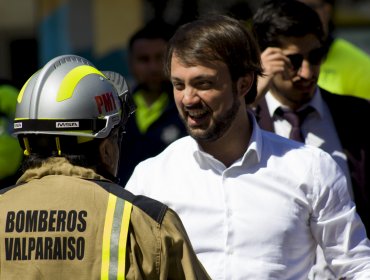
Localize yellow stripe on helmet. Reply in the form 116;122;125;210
57;65;106;102
18;75;34;103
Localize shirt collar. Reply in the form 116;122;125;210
191;112;261;170
265;87;324;119
17;157;108;184
242;112;262;165
309;88;325;119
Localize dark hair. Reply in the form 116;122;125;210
128;19;175;52
19;135;104;172
252;0;325;51
18;125;122;181
164;14;263;104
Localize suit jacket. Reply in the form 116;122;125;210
252;88;370;235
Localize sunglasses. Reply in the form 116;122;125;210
286;47;326;72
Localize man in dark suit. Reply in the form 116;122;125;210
252;2;370;278
252;0;370;236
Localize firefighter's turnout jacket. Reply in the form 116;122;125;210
0;157;209;280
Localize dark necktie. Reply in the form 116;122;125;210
275;106;314;142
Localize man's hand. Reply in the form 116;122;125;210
254;47;292;104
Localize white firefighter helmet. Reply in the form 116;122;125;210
13;54;135;140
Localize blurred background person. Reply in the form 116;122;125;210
117;19;187;185
252;0;370;236
251;1;370;278
0;80;23;188
298;0;370;100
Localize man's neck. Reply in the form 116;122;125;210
269;89;311;112
199;112;252;168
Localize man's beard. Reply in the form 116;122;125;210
182;95;241;143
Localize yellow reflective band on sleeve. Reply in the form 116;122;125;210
57;65;106;102
101;194;132;280
101;194;116;279
117;201;133;280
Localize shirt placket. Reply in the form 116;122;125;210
222;170;235;280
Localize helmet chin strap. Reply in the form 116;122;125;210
55;137;62;156
22;137;31;156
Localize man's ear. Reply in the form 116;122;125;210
237;73;254;97
99;138;116;175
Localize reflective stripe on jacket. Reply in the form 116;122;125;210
0;157;210;280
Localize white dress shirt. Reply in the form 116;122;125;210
126;115;370;280
265;88;353;198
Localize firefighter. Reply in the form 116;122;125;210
0;54;210;280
